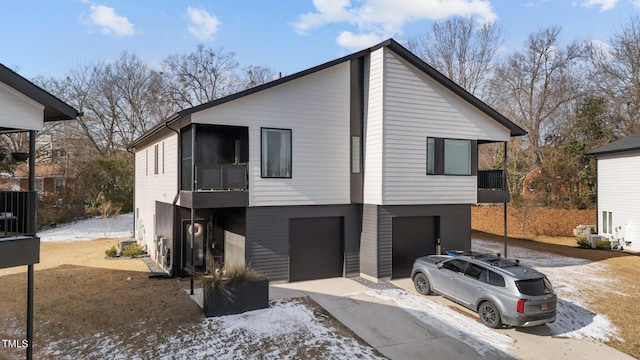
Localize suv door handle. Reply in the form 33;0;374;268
476;287;485;291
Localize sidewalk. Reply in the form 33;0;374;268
271;277;634;360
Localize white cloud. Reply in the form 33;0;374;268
86;4;135;37
187;7;221;41
293;0;497;49
579;0;618;11
336;31;384;50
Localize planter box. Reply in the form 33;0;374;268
203;279;269;317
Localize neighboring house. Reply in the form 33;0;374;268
13;163;70;195
127;39;526;282
588;132;640;251
0;63;80;358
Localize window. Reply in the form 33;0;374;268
351;136;361;174
154;144;159;175
426;138;435;174
35;178;44;194
261;128;291;178
54;178;65;193
443;259;467;273
444;139;471;175
602;211;613;234
426;137;475;176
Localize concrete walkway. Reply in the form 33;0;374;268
271;277;634;360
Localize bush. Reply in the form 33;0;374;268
594;238;611;250
577;237;590;248
122;243;143;258
105;245;118;257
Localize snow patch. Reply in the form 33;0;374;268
39;213;133;242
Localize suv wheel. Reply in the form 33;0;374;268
479;301;502;328
413;273;432;295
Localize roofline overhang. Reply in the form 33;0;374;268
0;64;81;123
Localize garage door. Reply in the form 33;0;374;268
392;216;437;278
289;217;343;282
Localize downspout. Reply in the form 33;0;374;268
163;121;181;206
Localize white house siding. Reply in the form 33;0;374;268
363;49;385;205
381;49;510;205
134;133;178;255
596;151;640;249
191;62;351;207
0;81;44;131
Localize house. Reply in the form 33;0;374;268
11;163;69;195
127;39;526;282
587;132;640;251
0;63;80;358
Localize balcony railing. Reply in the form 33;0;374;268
478;170;506;190
196;164;248;191
0;191;37;237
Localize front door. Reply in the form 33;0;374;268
182;220;205;271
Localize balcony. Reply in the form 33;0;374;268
178;164;249;209
477;170;510;203
0;191;39;269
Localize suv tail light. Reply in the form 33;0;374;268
517;299;527;313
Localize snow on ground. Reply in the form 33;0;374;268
41;298;385;360
39;213;133;242
473;239;623;342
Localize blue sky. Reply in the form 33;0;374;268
1;0;639;80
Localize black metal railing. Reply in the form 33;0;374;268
0;191;37;237
196;164;248;191
478;170;506;190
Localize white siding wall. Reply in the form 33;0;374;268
191;63;351;207
381;49;510;205
596;151;640;250
0;82;44;131
363;49;385;205
134;133;178;254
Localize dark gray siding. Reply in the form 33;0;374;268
377;204;471;278
359;204;379;278
246;205;362;282
154;201;175;271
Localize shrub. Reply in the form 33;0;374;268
122;243;143;258
105;245;118;257
594;238;611;250
576;237;590;248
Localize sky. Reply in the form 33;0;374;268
1;0;639;81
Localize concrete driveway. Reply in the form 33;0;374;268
271;277;633;360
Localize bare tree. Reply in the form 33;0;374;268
242;65;278;89
407;16;505;96
488;27;585;156
46;54;172;156
588;16;640;135
162;45;240;108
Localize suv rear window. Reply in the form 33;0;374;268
516;277;553;296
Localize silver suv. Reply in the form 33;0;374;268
411;254;557;328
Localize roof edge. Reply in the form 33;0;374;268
0;64;81;121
